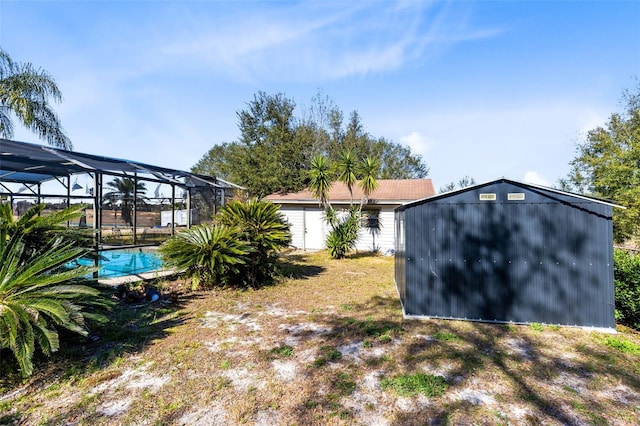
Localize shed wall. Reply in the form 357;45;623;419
356;208;395;253
277;205;397;252
278;207;305;249
399;182;615;329
395;209;406;305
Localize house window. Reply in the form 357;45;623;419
361;209;380;229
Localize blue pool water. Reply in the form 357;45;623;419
73;249;164;278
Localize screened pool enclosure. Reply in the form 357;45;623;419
0;138;244;250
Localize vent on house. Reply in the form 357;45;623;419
507;193;526;201
479;193;497;201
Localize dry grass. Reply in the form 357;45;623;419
1;250;639;425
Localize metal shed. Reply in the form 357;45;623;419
395;178;620;331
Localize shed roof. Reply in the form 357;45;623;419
265;179;435;205
398;177;623;210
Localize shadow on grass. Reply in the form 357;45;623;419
276;257;325;280
346;251;387;260
291;294;640;424
0;280;201;408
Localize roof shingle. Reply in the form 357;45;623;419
265;179;435;204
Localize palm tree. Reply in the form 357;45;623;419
337;150;357;202
358;156;380;209
309;155;332;208
0;48;72;150
0;232;110;377
103;177;147;227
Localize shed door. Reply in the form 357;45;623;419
304;208;326;250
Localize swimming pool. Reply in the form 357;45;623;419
73;249;164;278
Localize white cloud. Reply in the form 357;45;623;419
523;171;550;187
400;131;432;157
156;1;505;82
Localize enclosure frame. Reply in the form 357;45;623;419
0;138;245;251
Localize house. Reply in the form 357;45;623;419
395;178;621;331
265;179;435;252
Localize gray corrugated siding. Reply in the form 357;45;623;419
396;181;615;329
395;209;406;305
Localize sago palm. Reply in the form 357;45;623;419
0;203;91;259
159;224;251;289
0;48;72;149
216;199;291;287
216;199;291;254
0;233;110;377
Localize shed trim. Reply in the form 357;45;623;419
398;177;624;211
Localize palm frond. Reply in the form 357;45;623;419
0;230;111;377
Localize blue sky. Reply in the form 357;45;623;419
1;0;638;190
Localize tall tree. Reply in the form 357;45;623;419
565;81;640;242
192;91;429;197
0;48;72;150
373;137;429;179
226;92;307;197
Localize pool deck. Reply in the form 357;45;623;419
97;268;179;286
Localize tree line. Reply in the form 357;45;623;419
560;80;640;243
191;91;429;198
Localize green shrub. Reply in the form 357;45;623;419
529;322;544;332
159;224;251;289
0;203;92;260
160;199;291;289
613;248;640;330
216;199;291;287
325;207;360;259
0;233;110;377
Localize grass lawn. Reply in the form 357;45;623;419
1;251;639;425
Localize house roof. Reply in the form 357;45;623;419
265;179;435;205
398;177;624;210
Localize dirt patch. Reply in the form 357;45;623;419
2;251;639;425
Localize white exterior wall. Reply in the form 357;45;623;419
277;204;397;253
355;207;395;253
278;207;305;249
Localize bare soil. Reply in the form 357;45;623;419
1;251;639;425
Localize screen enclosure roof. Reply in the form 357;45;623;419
0;138;242;190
